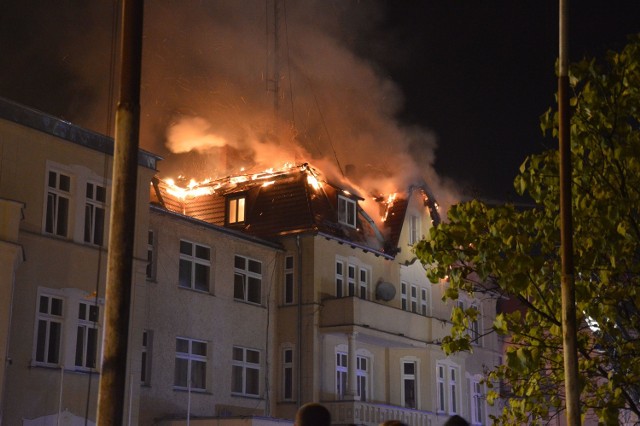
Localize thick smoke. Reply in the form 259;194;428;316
0;0;460;211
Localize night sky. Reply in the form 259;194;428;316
0;1;639;204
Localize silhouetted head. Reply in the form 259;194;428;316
295;403;332;426
443;415;470;426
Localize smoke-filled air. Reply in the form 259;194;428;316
0;0;461;211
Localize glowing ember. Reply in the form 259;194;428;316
381;192;398;222
262;180;275;187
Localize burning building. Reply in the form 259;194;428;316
0;97;501;425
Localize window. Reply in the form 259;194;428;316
141;330;152;385
336;352;347;399
338;195;356;227
470;304;481;346
45;170;71;237
35;294;64;365
179;240;210;291
357;356;369;401
471;377;485;425
401;360;417;409
232;346;260;396
437;364;446;412
347;264;356;296
84;182;106;245
409;214;420;245
410;285;418;313
75;301;99;369
282;348;294;400
401;282;408;311
336;261;344;298
234;255;262;304
146;230;155;280
228;195;246;224
284;255;294;304
436;362;460;415
174;337;207;391
421;288;429;316
359;268;368;300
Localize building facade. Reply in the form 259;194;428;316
0;97;501;426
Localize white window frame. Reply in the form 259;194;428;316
358;268;368;300
470;376;485;425
356;355;369;402
410;284;418;313
401;282;408;311
282;347;294;401
401;358;419;409
34;293;65;366
83;181;106;246
421;287;429;316
234;255;262;304
179;240;211;292
347;264;356;297
409;214;420;245
232;346;261;396
74;300;100;370
44;169;72;238
227;195;246;224
436;361;461;415
336;352;348;399
284;255;294;304
338;195;356;227
174;337;207;391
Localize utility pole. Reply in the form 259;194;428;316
558;0;581;424
97;0;144;424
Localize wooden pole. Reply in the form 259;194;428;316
558;0;581;424
97;0;144;424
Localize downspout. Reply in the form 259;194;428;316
296;235;303;407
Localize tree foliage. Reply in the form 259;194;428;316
415;35;640;425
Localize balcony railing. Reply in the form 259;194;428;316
325;400;448;426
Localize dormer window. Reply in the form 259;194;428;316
227;195;246;224
338;195;356;228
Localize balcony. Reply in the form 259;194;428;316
325;400;447;426
320;296;450;346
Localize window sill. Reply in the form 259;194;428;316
173;387;211;395
231;393;263;400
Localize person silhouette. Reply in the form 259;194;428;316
443;415;470;426
294;403;332;426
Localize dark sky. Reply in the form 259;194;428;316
0;1;639;203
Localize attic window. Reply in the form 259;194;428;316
338;195;356;228
227;195;246;224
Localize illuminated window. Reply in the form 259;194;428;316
338;195;356;227
45;170;72;237
234;255;262;304
75;301;100;369
179;240;210;292
228;195;246;224
232;346;260;396
174;337;207;391
84;182;106;245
